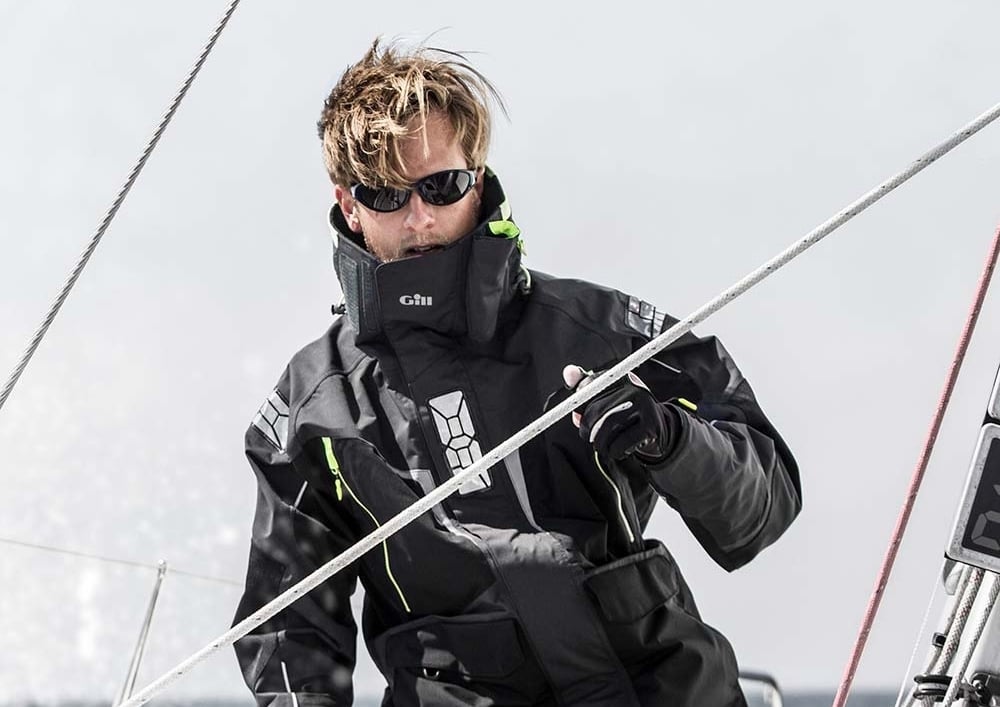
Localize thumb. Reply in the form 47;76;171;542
562;364;589;389
563;364;592;429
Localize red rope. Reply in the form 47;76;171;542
832;225;1000;707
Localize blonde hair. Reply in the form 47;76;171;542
317;38;505;189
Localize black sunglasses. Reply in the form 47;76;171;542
350;169;478;213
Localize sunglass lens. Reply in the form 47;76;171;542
419;170;475;206
356;185;409;212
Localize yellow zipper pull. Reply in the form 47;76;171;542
322;437;344;501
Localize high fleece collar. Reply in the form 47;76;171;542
330;168;530;345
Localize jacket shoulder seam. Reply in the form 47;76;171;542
527;287;625;353
288;353;369;447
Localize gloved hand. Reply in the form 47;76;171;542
563;364;676;462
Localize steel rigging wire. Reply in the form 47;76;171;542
0;0;243;414
117;97;1000;707
0;535;240;586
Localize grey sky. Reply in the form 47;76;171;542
2;0;1000;701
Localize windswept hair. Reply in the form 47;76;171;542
317;38;506;189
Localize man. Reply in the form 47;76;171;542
234;39;801;707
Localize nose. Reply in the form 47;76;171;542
402;192;435;233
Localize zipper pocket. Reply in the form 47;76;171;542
322;437;412;614
592;450;637;546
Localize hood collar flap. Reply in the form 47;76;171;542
330;169;528;345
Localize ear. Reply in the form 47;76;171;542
334;184;363;234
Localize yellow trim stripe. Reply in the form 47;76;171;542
677;397;698;412
321;437;411;613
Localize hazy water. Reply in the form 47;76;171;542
786;694;895;707
0;692;897;706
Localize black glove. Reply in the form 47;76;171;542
563;365;677;462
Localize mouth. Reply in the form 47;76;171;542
404;244;446;257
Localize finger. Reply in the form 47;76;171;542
566;365;593;429
562;364;591;389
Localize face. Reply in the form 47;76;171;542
334;112;484;263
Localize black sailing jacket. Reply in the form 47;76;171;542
233;170;802;707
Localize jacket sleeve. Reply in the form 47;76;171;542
635;330;802;571
233;418;360;706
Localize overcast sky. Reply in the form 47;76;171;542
3;1;1000;702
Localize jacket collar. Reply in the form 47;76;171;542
330;168;530;345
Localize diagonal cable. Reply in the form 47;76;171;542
0;0;242;415
120;97;1000;707
832;223;1000;707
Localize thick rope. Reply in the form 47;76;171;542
931;567;984;677
833;224;1000;707
0;0;242;415
119;98;1000;707
894;564;974;707
935;566;976;670
899;566;985;707
940;570;998;706
0;535;240;586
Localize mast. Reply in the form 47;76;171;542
906;367;1000;705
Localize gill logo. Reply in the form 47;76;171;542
399;294;433;306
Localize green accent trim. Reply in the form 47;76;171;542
488;220;520;239
499;198;512;220
488;219;525;253
677;397;698;412
321;437;411;613
593;450;635;545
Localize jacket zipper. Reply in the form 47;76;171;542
322;437;412;614
592;450;636;546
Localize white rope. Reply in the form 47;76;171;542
120;98;1000;707
932;567;985;676
897;564;977;707
0;0;243;415
912;566;984;706
940;571;999;706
